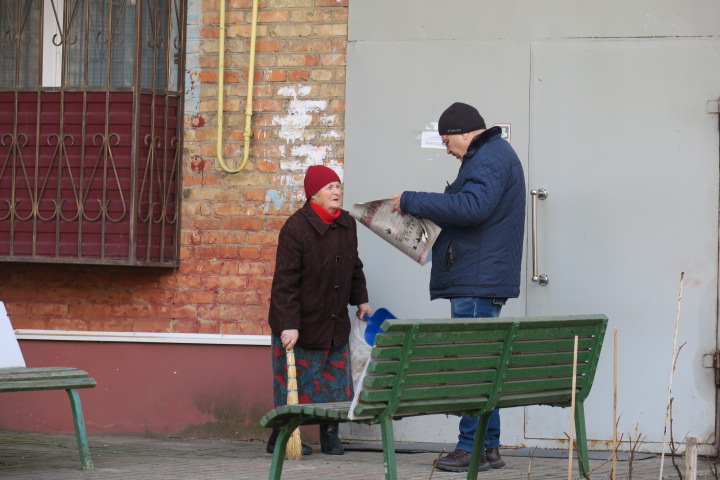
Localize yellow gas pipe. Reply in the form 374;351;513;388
216;0;258;173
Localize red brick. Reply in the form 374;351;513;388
224;71;240;83
259;10;289;23
315;0;348;7
288;70;310;81
265;70;287;82
304;55;320;66
217;245;240;258
181;291;217;304
237;261;266;276
46;317;89;330
253;99;285;111
255;40;284;52
248;232;278;245
321;53;345;66
247;276;272;291
238;246;262;260
222;216;264;230
227;0;253;8
256;158;278;172
288;39;332;52
201;26;219;38
243;305;271;323
198;70;218;82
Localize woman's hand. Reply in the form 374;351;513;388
356;303;373;321
281;329;299;350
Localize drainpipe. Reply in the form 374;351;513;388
216;0;258;173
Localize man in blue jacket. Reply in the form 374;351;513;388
391;102;526;473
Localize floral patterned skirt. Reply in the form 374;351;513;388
271;336;354;408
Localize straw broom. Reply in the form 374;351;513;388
285;348;303;460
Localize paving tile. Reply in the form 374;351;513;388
0;430;716;480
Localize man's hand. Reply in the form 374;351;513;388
356;303;373;320
390;194;403;214
281;329;299;350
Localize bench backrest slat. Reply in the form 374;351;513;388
351;314;607;420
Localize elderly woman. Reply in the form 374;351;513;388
267;165;372;456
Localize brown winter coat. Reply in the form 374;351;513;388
268;202;369;349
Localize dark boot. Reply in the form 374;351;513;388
435;449;489;473
266;427;312;455
484;447;505;469
320;423;344;455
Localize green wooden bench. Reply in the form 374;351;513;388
0;366;97;470
261;314;608;480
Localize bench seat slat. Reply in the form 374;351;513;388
355;397;492;419
505;364;589;379
0;378;97;392
368;356;504;373
497;390;581;408
373;342;504;359
364;369;502;388
374;329;513;346
507;351;593;366
510;337;597;353
359;383;496;403
0;368;93;381
514;325;603;339
378;316;605;333
501;377;591;395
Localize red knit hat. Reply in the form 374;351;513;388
304;165;341;199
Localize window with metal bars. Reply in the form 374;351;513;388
0;0;185;266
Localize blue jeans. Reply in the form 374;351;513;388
450;297;506;453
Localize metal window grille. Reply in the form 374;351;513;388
0;0;185;266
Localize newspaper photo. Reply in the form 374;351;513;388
350;199;441;265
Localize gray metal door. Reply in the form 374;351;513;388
524;38;719;453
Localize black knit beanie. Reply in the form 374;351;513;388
438;102;486;135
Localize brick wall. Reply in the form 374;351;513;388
0;0;349;335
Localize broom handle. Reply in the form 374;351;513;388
284;348;303;460
286;348;298;404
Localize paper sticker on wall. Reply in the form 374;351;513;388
495;123;511;143
420;131;445;149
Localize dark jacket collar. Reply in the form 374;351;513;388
300;202;351;235
463;126;503;162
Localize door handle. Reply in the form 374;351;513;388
531;188;549;286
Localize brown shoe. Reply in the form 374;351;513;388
484;447;505;469
435;449;490;473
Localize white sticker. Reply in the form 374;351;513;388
420;130;445;149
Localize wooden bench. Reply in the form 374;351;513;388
261;314;608;480
0;302;97;470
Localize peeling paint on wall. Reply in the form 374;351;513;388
183;0;203;114
263;190;285;213
321;130;341;139
270;84;345;213
273;85;328;144
280;144;331;171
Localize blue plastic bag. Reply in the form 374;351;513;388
363;308;397;346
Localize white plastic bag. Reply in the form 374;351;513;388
349;316;372;392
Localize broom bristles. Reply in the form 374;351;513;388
286;348;303;460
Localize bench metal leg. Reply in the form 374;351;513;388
65;389;94;471
379;417;397;480
466;413;490;480
267;419;304;480
574;400;590;480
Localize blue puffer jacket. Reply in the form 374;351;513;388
400;127;526;299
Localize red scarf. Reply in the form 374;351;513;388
310;201;341;224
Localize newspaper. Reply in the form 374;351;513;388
350;199;441;265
